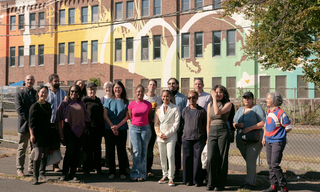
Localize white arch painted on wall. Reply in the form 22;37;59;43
131;18;176;83
100;23;135;64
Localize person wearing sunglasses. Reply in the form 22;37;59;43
56;85;90;181
181;90;207;187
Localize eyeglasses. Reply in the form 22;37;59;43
70;90;79;93
187;96;196;100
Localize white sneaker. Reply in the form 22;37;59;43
158;176;169;184
168;179;175;186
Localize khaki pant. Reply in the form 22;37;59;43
16;132;33;172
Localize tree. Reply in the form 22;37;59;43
89;77;101;87
223;0;320;85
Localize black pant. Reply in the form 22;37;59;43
62;123;82;176
266;141;287;187
147;122;156;172
207;124;230;188
106;129;128;175
83;127;103;172
182;139;205;184
175;129;183;172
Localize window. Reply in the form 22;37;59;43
10;47;15;67
18;46;24;67
155;78;161;95
69;9;75;24
154;0;161;15
127;1;134;19
67;81;74;86
227;30;236;56
29;45;35;66
92;6;99;22
37;81;44;86
82;7;88;23
126;79;134;99
30;13;36;29
297;75;308;98
213;0;222;9
260;76;270;98
195;32;203;57
276;76;286;98
59;43;65;64
68;42;75;64
212;77;221;87
91;40;98;63
115;3;123;20
18;15;24;30
181;78;190;96
142;0;149;17
212;31;221;57
114;79;122;83
10;16;16;31
115;38;122;62
141;79;149;89
126;38;133;61
39;12;44;28
153;35;161;59
141;36;149;60
226;77;236;98
81;41;88;63
195;0;203;11
181;33;190;58
59;10;65;25
38;45;44;65
182;0;190;11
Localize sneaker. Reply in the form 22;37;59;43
17;170;25;177
39;174;48;181
147;172;154;178
168;179;175;186
59;175;67;181
158;176;169;184
108;174;115;180
120;175;127;180
281;186;289;192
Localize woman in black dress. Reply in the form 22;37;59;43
29;85;52;185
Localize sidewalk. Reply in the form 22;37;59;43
0;142;319;192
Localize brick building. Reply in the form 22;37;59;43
0;0;318;99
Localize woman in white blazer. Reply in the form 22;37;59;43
154;90;180;187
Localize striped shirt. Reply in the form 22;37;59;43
46;88;67;123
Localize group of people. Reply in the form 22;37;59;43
15;75;291;192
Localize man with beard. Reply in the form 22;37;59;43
167;78;187;178
15;75;37;176
46;74;67;172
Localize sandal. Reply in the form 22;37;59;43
138;178;146;182
131;178;138;182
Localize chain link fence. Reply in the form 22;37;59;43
1;86;320;172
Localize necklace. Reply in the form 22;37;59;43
37;101;50;113
136;100;143;104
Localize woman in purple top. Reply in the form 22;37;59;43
56;85;90;181
128;85;152;181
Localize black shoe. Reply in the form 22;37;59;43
39;174;47;181
206;186;214;191
32;177;39;185
263;185;278;192
84;171;91;177
214;186;225;191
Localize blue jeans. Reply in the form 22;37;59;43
130;124;151;179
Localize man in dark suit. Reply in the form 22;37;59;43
15;75;36;177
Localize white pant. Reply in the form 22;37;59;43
158;140;176;179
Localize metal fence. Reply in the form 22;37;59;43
1;86;320;172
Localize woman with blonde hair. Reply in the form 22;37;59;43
101;81;113;105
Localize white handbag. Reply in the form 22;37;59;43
201;144;207;169
47;150;62;166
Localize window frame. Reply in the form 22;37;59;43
38;44;44;66
69;8;75;24
126;37;133;61
81;7;88;23
92;5;99;23
227;30;236;56
212;31;221;57
141;36;149;61
115;2;123;20
10;16;16;31
29;45;36;66
142;0;149;17
195;0;203;11
91;40;98;63
68;42;75;64
153;35;161;60
213;0;222;9
126;1;134;19
38;12;45;28
81;41;88;64
10;47;15;67
30;13;36;29
195;32;203;58
115;38;122;62
154;0;161;16
18;15;24;30
182;0;190;11
59;10;65;26
18;46;24;67
58;43;65;65
181;33;190;59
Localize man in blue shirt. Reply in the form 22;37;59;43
167;78;187;178
46;74;67;172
